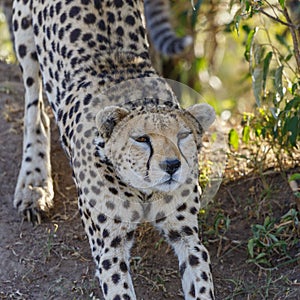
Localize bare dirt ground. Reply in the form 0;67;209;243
0;61;299;300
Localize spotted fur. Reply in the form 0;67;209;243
12;0;215;299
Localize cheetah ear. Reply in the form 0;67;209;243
187;103;215;131
96;106;129;139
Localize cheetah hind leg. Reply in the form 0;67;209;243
13;4;53;224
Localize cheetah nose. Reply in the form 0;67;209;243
159;159;181;175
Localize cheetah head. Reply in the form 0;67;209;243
95;103;215;194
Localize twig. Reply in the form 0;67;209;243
258;8;293;27
265;0;282;20
282;8;300;72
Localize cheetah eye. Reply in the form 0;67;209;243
131;135;151;144
177;131;192;140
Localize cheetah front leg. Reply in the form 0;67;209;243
13;5;53;223
153;208;215;300
83;214;138;300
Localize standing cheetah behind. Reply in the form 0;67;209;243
12;0;216;299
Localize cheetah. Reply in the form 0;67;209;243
12;0;215;299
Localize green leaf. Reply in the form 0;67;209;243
264;216;271;227
228;129;239;150
255;124;262;137
252;66;263;106
254;224;266;231
284;53;293;62
244;27;258;62
292;83;298;95
285;116;299;146
278;0;285;9
262;51;273;94
269;234;279;243
242;125;250;143
275;66;284;101
254;44;263;66
255;252;267;261
233;15;241;34
245;0;251;12
289;174;300;181
284;96;300;111
247;239;255;258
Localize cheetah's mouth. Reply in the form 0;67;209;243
154;176;180;192
165;178;176;185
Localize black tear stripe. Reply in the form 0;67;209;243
145;141;153;177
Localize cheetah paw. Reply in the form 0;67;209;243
14;175;54;224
